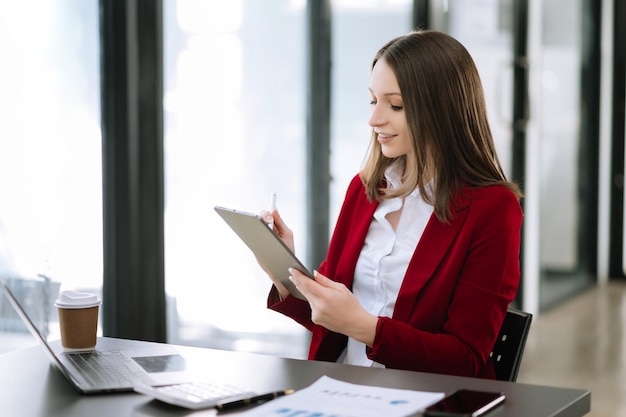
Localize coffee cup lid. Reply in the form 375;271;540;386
55;290;101;309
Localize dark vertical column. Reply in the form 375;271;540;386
511;0;529;308
577;0;601;277
100;0;166;341
306;0;332;269
609;0;626;279
511;0;529;195
412;0;430;30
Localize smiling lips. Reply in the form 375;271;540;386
376;131;395;144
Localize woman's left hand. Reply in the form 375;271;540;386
288;268;378;346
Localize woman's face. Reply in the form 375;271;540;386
368;58;411;159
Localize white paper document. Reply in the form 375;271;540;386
239;375;444;417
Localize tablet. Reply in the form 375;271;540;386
214;206;312;300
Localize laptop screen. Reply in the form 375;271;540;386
0;279;73;376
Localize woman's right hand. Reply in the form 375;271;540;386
261;208;295;252
258;208;295;299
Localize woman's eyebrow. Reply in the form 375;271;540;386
368;88;402;97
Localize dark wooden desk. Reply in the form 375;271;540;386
0;337;590;417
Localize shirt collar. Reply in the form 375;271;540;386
383;160;433;199
383;160;404;191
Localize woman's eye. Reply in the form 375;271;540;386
369;100;377;105
391;105;403;111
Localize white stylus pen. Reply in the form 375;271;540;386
268;192;277;230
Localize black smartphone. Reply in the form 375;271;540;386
423;389;506;417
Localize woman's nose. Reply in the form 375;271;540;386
368;104;385;127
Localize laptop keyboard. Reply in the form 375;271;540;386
64;350;147;386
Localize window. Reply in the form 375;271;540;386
0;1;101;352
163;0;308;358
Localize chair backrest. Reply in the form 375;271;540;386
490;307;533;382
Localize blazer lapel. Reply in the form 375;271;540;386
393;192;471;322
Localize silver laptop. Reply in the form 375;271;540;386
0;279;201;394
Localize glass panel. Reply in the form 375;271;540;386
436;0;595;309
0;1;101;353
329;0;413;222
430;0;515;180
163;0;308;358
538;0;588;306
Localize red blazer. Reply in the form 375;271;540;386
268;174;522;378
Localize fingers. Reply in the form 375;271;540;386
272;209;289;232
288;269;336;299
288;268;308;297
311;270;332;286
288;269;371;339
260;209;273;227
288;268;312;301
260;208;283;226
260;209;290;235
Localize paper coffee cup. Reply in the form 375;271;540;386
55;290;101;350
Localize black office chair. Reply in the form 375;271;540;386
490;307;533;382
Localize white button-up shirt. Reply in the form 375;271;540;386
341;161;434;367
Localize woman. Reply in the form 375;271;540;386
261;29;523;379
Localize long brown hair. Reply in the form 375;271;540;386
361;30;522;223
